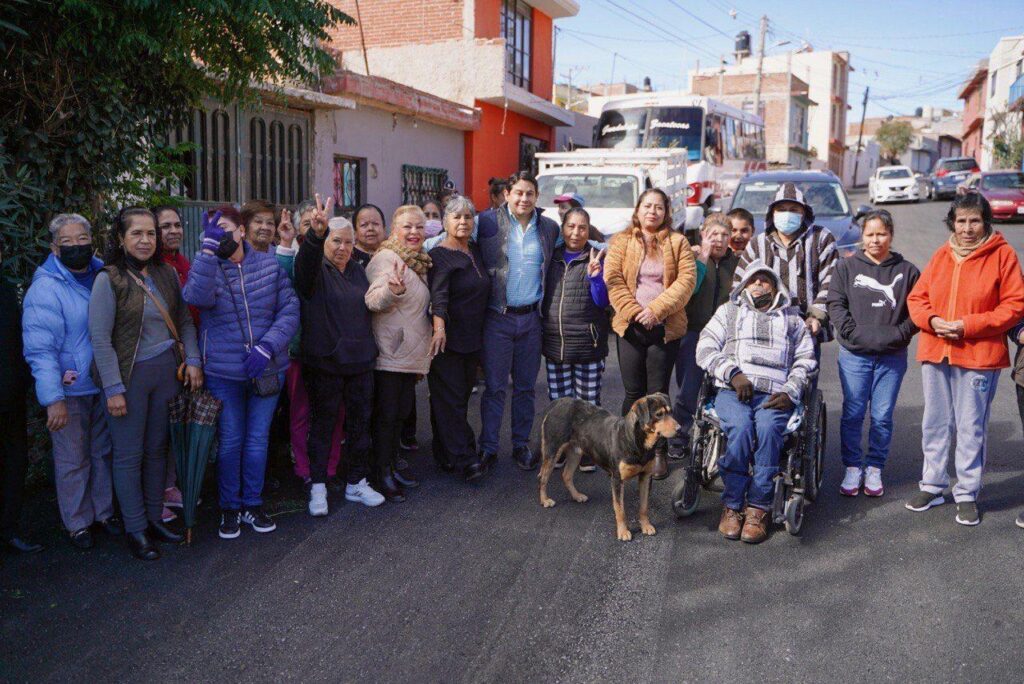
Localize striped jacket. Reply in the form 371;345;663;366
697;263;817;404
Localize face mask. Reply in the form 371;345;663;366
424;219;443;238
773;211;803;235
124;250;150;272
216;234;240;260
752;291;775;309
58;244;93;271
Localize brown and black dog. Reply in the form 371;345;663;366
537;394;680;541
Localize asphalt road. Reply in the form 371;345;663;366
3;195;1024;683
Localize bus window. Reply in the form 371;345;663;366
595;109;646;149
704;113;724;166
646;107;703;157
724;117;739;160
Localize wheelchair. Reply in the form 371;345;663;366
671;374;826;535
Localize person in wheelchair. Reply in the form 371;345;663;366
696;263;817;543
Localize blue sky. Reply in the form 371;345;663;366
554;0;1024;119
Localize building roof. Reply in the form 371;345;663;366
958;59;990;100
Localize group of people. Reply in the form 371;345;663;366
2;169;1024;560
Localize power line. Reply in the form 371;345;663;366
557;29;684;83
665;0;734;39
595;0;723;62
559;26;719;44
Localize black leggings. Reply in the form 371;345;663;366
616;324;681;416
372;371;417;474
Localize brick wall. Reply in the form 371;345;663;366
326;0;466;51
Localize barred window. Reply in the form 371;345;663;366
334;156;364;216
401;165;448;206
500;0;532;90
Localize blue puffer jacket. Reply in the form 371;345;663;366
22;253;104;406
183;244;299;381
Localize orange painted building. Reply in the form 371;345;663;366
959;60;988;166
326;0;578;208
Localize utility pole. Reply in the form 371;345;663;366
718;55;725;96
852;86;870;187
752;14;768;121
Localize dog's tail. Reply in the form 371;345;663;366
537;412;549;482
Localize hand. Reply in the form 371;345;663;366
387;261;407;296
430;327;446;357
46;400;69;432
201;210;225;252
635;307;658;329
184;364;204;389
944;320;965;339
106;394;127;418
763;392;795;412
931;316;961;340
697;239;713;264
805;317;821;335
587;247;605;278
1017;329;1024;345
277;210;296;248
242;344;272;379
730;372;754;402
311;193;335;237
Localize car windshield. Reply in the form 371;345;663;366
878;168;912;179
537;174;639;209
732;180;851;218
939;158;977;173
982;173;1024;190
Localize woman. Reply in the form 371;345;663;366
906;193;1024;526
827;209;919;498
427;196;491;481
422;199;444;239
604;188;697;479
353;203;386;268
295;195;382;516
241;199;278;253
183;205;299;540
365;205;432;502
89;207;202;560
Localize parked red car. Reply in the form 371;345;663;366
958;171;1024;220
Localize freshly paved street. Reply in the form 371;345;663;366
2;195;1023;682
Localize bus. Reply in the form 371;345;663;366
592;93;766;230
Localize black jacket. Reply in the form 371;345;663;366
686;250;739;332
294;232;377;374
826;250;920;355
541;247;610;364
0;279;30;411
428;243;491;355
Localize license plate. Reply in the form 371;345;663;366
1017;206;1024;215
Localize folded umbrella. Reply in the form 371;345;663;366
171;389;222;544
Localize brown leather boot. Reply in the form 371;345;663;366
652;444;669;481
740;506;769;544
718;507;744;540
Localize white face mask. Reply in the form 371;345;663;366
773;211;803;235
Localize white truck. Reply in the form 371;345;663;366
535;148;690;239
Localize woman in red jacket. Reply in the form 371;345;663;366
906;192;1024;526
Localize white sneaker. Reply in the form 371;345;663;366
345;479;385;507
308;483;328;517
864;466;884;497
839;467;862;496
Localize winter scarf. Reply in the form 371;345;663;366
380;234;432;276
948;231;991;261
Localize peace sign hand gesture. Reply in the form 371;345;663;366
387;260;407;296
278;209;296;248
587;247;606;278
312;193;335;237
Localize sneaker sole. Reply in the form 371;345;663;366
308;507;328;517
1016;517;1024;530
218;529;241;539
955;515;980;526
839;486;859;497
905;496;945;512
242;519;277;533
345;494;384;507
579;466;597;473
864;488;883;497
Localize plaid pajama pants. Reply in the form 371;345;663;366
546;360;606;405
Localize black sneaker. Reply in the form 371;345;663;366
1017;511;1024;530
513;446;538;471
579;453;597;473
668;438;689;461
241;507;277;533
400;437;419;451
905;490;945;512
955;501;980;526
219;510;241;539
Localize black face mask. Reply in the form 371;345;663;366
58;244;93;271
124;250;151;272
216;234;240;259
752;291;775;309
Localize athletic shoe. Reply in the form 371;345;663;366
905;490;945;512
400;437;419;451
163;486;183;508
1016;511;1024;529
218;510;241;539
241;507;277;533
955;501;980;526
864;466;884;497
345;478;385;507
839;467;862;496
308;483;328;517
579;453;597;472
161;506;178;523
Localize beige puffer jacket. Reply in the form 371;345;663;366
365;248;432;375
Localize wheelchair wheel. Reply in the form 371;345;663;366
784;494;805;535
803;391;826;503
672;470;701;518
702;431;724;491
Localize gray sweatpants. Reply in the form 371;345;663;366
920;361;999;503
106;350;180;534
50;394;114;532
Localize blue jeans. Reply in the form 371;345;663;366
714;389;791;511
671;331;702;444
480;309;543;454
206;373;285;510
837;347;908;469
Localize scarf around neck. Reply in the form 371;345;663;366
948;231;990;260
381;234;432;276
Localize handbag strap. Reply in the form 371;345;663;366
127;270;182;345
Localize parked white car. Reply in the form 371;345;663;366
869;165;920;204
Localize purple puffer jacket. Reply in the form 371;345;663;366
183;244;299;381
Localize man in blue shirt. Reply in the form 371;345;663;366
476;172;559;472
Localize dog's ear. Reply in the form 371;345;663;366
627;397;652;448
652;393;671;413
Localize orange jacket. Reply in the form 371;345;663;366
907;232;1024;370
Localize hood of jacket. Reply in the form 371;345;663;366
35;252;103;292
730;260;792;313
941;229;1009;261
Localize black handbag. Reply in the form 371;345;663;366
221;267;281;397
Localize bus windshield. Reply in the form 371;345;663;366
596;106;703;161
538;174;639;209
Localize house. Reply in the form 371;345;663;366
980;36;1024;170
690;71;816;168
845;109;962;175
325;0;579;209
842;135;879;188
959;60;988;166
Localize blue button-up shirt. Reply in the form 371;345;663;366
505;207;543;307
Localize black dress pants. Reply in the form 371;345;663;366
616;323;681;416
0;406;30;539
428;350;480;469
372;371;417;474
304;365;373;485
